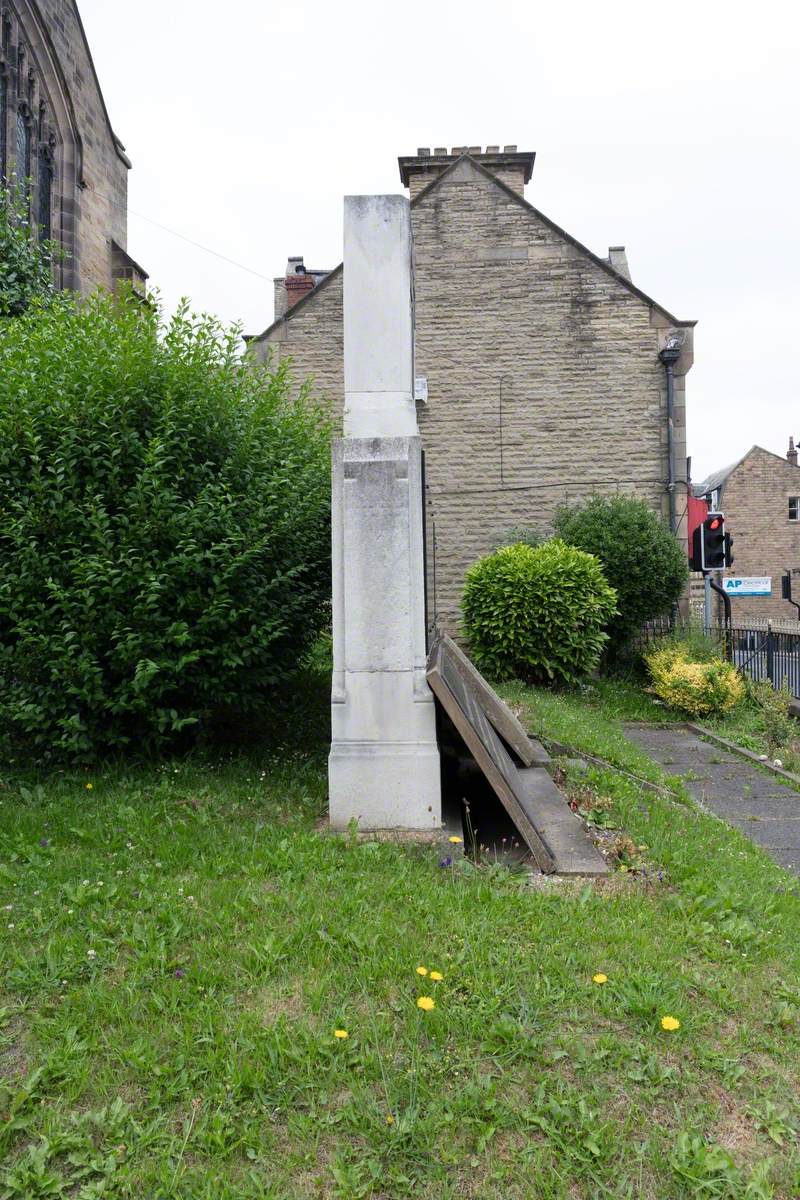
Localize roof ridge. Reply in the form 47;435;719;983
248;151;695;343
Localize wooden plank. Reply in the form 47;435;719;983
437;634;549;765
516;769;609;876
427;639;608;876
427;643;556;872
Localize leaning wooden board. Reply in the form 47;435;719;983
437;633;550;766
426;638;608;876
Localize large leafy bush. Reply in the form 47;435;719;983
0;292;331;758
461;540;618;684
553;495;688;654
645;645;744;717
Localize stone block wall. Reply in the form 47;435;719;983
716;448;800;622
4;0;130;293
252;156;691;634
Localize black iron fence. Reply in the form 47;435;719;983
633;619;800;698
725;625;800;697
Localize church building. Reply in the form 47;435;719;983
249;146;695;632
0;0;145;295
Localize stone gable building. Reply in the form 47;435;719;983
0;0;145;294
250;146;695;631
694;442;800;623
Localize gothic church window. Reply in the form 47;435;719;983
15;106;29;181
38;144;51;238
0;67;6;180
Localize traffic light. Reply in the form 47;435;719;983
690;512;731;571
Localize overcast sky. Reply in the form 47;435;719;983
78;0;798;485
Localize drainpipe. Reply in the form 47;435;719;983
658;339;682;537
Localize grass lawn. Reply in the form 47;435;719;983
3;672;800;1197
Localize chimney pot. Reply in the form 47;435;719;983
400;144;535;196
788;436;798;465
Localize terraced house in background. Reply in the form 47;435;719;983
0;0;145;294
250;146;696;631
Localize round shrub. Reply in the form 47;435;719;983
553;495;688;654
645;646;744;717
461;540;618;684
0;291;331;758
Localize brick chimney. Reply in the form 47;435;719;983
398;145;535;200
788;436;798;465
284;256;316;310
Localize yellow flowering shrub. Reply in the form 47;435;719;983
645;646;744;717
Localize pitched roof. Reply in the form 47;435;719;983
693;457;746;498
248;152;695;345
693;444;800;498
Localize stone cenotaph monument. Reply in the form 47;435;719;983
328;194;442;830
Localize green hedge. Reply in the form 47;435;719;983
554;495;688;655
461;540;618;685
0;292;331;758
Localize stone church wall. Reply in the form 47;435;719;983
2;0;132;292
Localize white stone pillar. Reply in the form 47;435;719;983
328;195;441;830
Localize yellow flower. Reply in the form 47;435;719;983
85;782;93;791
386;1114;394;1125
448;836;463;844
660;1015;680;1032
334;1029;349;1039
417;996;435;1012
416;966;428;976
592;973;608;985
429;971;443;982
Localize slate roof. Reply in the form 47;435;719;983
693;445;800;498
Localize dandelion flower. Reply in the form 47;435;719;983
417;996;435;1012
430;971;443;982
386;1114;394;1125
416;966;428;976
448;836;463;845
592;973;608;985
334;1029;349;1039
85;783;93;791
660;1015;680;1031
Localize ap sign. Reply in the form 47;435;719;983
721;577;772;597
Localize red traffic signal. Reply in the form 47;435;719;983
690;512;732;572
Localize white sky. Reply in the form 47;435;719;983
78;0;799;485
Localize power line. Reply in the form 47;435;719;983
92;189;275;283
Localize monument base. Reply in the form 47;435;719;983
328;741;442;830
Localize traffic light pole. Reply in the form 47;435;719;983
703;572;712;634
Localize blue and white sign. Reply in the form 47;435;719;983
722;576;772;597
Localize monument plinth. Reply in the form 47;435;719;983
328;194;442;830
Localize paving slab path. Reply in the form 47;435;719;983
624;723;800;875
